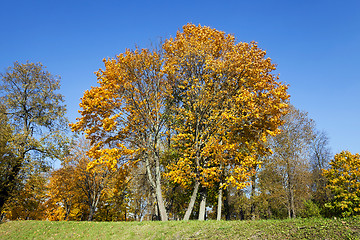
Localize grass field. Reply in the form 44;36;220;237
0;217;359;239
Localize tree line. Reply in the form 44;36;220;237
1;24;359;221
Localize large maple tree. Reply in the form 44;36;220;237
72;24;289;221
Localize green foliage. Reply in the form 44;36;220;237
323;151;360;217
0;61;69;157
0;61;69;212
0;104;18;212
299;200;321;218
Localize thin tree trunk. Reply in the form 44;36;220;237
287;204;291;219
290;188;296;218
250;174;256;220
240;208;245;220
224;187;231;220
183;181;200;220
88;206;95;221
217;186;223;221
198;188;207;220
0;212;6;222
64;201;71;220
286;185;296;218
287;166;296;219
157;199;161;220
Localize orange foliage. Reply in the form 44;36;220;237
164;24;289;189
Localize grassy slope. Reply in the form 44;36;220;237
0;218;359;240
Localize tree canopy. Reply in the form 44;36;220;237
323;151;360;217
71;24;289;221
4;24;356;222
0;61;69;211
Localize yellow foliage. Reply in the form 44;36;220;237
164;23;289;189
323;151;360;217
71;23;289;200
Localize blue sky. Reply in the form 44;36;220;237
1;0;359;155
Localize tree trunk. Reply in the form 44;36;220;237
151;192;159;220
250;174;256;220
198;188;207;220
0;212;6;222
287;166;296;219
64;201;71;220
155;155;168;221
183;181;200;220
286;185;296;218
240;208;245;220
155;184;168;221
88;206;95;221
224;187;231;220
145;151;168;221
217;186;223;221
290;188;296;218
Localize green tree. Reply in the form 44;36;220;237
323;151;360;217
0;104;17;217
0;61;69;211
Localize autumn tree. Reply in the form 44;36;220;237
4;173;47;220
0;103;17;216
323;151;360;217
97;162;169;222
0;61;69;211
69;138;117;221
309;130;331;213
46;137;119;221
100;176;131;221
163;24;289;220
259;106;315;218
125;163;160;221
71;49;171;221
46;165;80;220
72;24;289;221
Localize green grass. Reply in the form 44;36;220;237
0;218;359;240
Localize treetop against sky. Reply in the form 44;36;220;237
0;0;359;154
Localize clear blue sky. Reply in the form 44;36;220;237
1;0;359;155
